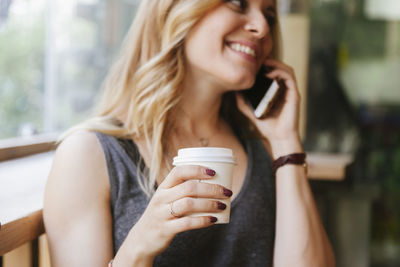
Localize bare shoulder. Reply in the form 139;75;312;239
53;130;106;175
48;129;109;193
55;130;105;166
49;131;107;187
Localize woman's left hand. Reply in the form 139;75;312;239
236;58;302;157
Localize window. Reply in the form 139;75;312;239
304;0;400;266
305;0;400;153
0;0;140;140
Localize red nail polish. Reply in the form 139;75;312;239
217;202;227;210
210;216;218;223
205;168;216;176
223;188;233;197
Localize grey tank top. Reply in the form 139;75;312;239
95;132;276;266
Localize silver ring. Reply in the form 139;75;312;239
169;201;181;218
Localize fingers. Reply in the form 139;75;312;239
133;166;231;255
159;165;216;189
151;165;233;235
169;198;227;218
169;179;232;200
167;215;218;234
263;59;298;92
264;58;295;76
266;69;297;93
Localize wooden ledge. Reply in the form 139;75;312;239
307;152;354;181
0;210;44;255
0;152;53;256
0;133;58;162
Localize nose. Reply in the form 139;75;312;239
244;11;270;39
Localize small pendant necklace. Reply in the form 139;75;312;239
198;126;221;147
174;108;222;147
196;120;226;147
199;137;210;147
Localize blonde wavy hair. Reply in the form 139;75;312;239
64;0;281;197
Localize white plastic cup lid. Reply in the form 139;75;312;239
173;147;236;165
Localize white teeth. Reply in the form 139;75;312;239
230;43;256;57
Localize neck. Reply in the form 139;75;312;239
174;67;226;143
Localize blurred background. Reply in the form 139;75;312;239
0;0;399;266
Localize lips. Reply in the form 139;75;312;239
229;43;256;57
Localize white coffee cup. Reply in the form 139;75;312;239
173;147;236;224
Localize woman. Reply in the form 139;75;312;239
44;0;335;266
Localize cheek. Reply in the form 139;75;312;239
184;12;236;65
184;39;217;71
184;32;225;75
262;38;274;60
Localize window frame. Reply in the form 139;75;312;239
0;133;58;162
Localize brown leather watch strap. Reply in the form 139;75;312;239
272;153;307;175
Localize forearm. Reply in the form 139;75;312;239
267;138;335;267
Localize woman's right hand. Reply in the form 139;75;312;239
114;165;233;265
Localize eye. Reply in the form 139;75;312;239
225;0;247;10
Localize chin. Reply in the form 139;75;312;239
225;73;256;90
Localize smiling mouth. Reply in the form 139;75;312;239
228;43;256;58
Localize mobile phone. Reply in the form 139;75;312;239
242;66;284;118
